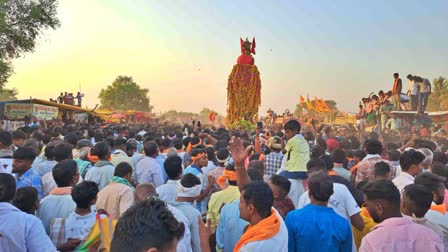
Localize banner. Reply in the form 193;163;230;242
4;103;59;120
32;104;59;120
76;112;89;123
4;103;32;119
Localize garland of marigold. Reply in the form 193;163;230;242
227;64;261;127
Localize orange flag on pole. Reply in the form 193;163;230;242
300;95;305;104
306;97;314;110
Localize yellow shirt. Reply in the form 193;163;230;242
352;207;376;249
207;185;240;232
284;135;310;172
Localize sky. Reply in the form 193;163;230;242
7;0;448;115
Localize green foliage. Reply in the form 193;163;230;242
427;76;448;112
0;0;60;88
98;76;152;112
0;87;18;101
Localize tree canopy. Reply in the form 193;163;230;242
0;0;60;88
0;87;18;101
427;76;448;112
98;76;153;112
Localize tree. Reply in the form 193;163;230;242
98;76;153;112
0;87;17;101
427;76;448;111
0;0;60;88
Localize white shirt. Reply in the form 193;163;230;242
240;210;288;252
167;204;192;252
64;211;97;240
37;194;76;234
392;172;414;193
156;180;179;202
34;160;57;177
298;183;360;221
111;149;134;169
85;162;115;190
135;156;164;187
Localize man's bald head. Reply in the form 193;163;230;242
135;183;157;203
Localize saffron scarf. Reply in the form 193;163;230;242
50;187;72;195
233;209;280;252
110;176;134;190
430;203;447;215
186;139;203;153
217;170;237;189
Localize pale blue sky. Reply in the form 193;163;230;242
8;0;448;114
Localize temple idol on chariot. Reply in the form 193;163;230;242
226;37;262;127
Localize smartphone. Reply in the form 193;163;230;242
198;121;202;127
257;121;263;129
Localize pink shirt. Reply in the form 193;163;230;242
360;217;443;252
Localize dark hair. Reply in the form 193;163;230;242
114;138;127;149
12;129;27;140
402;184;432;218
52;159;78;187
308;172;334;202
400;149;425;171
12;186;37;214
206;146;215;162
311;146;326;159
432;162;448;186
13;146;36;161
364;139;383;155
114;162;133;178
44;142;56;159
190;136;201;146
53;142;73;162
387;149;401;162
0;173;16;202
354;149;367;160
414;172;446;194
77;139;93;149
180;173;201;188
433;151;448;165
216;148;230;164
332;149;347;164
111;199;185;251
160;138;171;149
143;141;159;156
374;161;390;178
0;131;12;146
248;160;264;175
242;181;273;218
64;132;78;146
191;148;205;157
306;157;327;171
247;168;264;181
284;120;301;132
362;180;400;208
270;174;291;196
164;156;182;180
126;143;136;151
72;181;99;209
91;141;110;160
172;138;183;150
320;154;334;171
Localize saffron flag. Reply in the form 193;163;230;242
300;95;305;104
314;97;322;112
321;99;331;112
306;98;314;110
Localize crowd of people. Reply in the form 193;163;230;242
357;73;433;134
1;118;448;251
49;92;84;107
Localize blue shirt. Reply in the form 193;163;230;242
0;202;56;252
286;204;352;252
216;200;249;252
156;155;168;182
16;168;43;200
